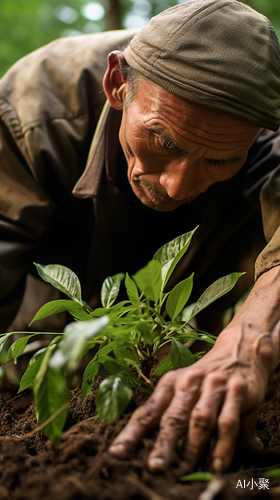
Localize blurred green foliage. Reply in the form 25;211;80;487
249;0;280;34
0;0;279;78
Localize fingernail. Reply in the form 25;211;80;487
109;443;125;456
212;457;223;473
148;457;165;471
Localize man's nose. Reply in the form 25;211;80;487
158;159;211;200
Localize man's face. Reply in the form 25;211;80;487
119;79;262;212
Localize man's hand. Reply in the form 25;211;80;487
109;266;280;473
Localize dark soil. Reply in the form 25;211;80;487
1;366;280;500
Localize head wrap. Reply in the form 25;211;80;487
124;0;280;131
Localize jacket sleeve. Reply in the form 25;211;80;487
0;120;57;332
255;155;280;279
0;30;138;332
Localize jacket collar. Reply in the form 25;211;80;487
72;100;122;198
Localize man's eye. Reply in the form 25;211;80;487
209;159;230;168
157;136;179;150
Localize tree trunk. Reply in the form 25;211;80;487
106;0;123;30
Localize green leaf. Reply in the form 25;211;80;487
153;228;198;290
125;273;140;306
34;263;83;305
190;272;245;320
153;357;174;375
96;374;133;423
181;303;195;323
55;315;109;371
90;300;128;317
33;346;70;445
113;313;144;327
33;345;52;389
103;360;120;374
0;331;17;363
136;321;154;345
266;468;280;478
29;299;85;326
121;371;153;396
180;472;215;482
98;352;125;367
115;347;139;363
77;340;97;361
81;357;100;398
99;355;125;375
68;308;93;321
18;353;45;393
170;339;195;369
8;334;35;363
101;272;125;308
133;260;162;302
123;357;138;366
166;273;194;321
34;362;70;445
98;340;123;358
82;300;93;312
29;347;48;365
176;331;215;345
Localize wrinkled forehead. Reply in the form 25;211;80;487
130;79;262;155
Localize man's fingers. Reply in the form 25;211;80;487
240;407;264;453
212;379;265;472
211;383;243;472
147;375;201;472
109;359;266;474
109;377;175;458
183;374;226;470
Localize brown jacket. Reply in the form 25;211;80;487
0;30;280;332
0;30;136;331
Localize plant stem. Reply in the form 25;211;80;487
135;365;155;388
151;339;171;357
147;306;167;327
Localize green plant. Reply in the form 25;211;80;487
180;472;215;482
0;228;244;444
265;467;280;478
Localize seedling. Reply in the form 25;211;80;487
0;228;244;444
265;467;280;478
180;472;215;482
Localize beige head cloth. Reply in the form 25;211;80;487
124;0;280;131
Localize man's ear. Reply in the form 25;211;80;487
103;51;128;110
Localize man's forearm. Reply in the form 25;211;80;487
217;264;280;377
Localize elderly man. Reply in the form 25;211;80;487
1;0;280;473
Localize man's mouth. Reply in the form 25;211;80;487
139;180;170;204
137;179;196;207
138;179;179;207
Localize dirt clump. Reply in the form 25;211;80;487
1;371;280;499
